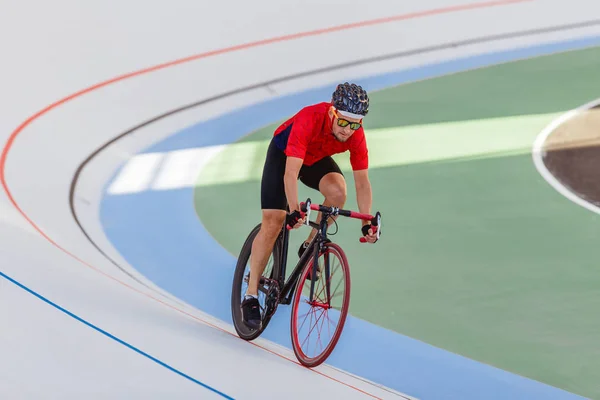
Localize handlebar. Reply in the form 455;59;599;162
298;198;381;243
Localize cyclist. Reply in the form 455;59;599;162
241;82;379;330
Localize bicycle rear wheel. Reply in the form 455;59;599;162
290;242;351;367
231;223;282;341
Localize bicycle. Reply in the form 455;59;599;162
230;198;381;367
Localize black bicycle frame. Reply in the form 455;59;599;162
274;214;331;305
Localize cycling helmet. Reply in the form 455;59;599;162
331;82;369;119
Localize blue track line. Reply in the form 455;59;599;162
0;270;234;399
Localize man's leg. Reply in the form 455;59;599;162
246;210;285;297
297;156;347;247
241;138;287;329
242;211;284;330
304;172;347;244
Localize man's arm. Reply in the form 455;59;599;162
354;168;379;243
353;169;372;227
284;156;304;212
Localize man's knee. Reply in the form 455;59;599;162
328;187;346;206
260;210;286;238
320;173;347;206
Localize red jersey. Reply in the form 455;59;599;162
272;102;368;171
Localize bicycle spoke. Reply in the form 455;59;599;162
326;309;331;340
314;314;324;357
315;262;343;308
301;307;318;349
301;306;327;350
314;258;341;304
315;307;328;355
297;301;315;333
330;278;343;300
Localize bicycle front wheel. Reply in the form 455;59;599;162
290;242;351;367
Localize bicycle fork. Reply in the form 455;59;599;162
308;240;332;306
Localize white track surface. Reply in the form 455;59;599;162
1;0;599;398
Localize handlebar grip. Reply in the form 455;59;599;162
359;213;381;242
371;212;380;226
300;198;311;213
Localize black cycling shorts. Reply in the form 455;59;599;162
260;137;344;210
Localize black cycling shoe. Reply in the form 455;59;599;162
241;296;262;330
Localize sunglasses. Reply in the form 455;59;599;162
333;109;362;130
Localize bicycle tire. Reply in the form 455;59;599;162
290;242;351;367
231;223;282;341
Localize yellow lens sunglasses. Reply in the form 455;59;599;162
333;109;362;130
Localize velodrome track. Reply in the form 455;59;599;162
1;0;599;398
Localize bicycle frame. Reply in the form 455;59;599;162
275;217;324;305
273;198;380;305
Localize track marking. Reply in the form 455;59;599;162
532;97;600;215
0;270;233;399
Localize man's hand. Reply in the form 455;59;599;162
361;224;379;243
287;210;306;229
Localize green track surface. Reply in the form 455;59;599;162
194;47;600;398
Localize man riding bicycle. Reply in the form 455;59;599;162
242;82;379;330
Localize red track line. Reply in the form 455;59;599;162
0;0;532;397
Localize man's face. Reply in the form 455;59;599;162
330;108;362;142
